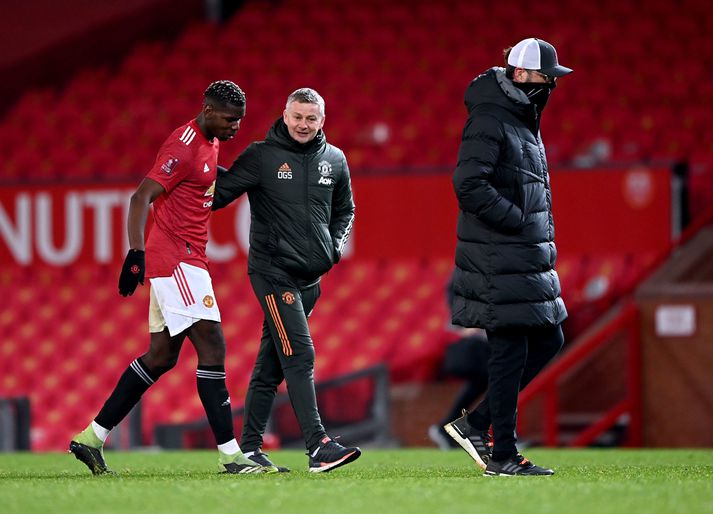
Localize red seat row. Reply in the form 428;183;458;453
1;252;658;450
0;0;710;188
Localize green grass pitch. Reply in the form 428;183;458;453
1;449;711;514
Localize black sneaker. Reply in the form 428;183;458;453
68;440;113;475
308;436;361;473
247;450;290;473
443;410;493;469
484;454;554;476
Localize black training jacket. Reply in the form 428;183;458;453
213;118;355;285
451;67;567;330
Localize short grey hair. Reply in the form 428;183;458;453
286;88;325;117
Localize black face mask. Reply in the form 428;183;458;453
513;81;556;113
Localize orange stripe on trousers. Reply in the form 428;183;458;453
266;294;293;356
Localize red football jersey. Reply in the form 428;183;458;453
144;120;219;277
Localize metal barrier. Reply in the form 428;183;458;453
0;397;31;451
106;404;143;450
155;364;392;449
518;302;641;446
516;208;713;447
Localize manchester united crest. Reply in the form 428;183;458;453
317;160;334;186
317;160;332;177
203;295;214;308
281;291;295;305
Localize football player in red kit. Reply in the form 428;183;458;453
69;81;268;475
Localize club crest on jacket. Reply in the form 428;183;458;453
318;160;333;185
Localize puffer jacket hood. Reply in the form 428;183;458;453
465;67;537;122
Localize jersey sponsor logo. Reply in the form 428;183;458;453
278;162;292;180
317;160;333;186
203;163;210;173
203;295;214;308
179;126;197;145
281;291;295;305
161;157;179;175
203;181;215;208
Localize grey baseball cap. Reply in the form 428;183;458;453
507;37;573;77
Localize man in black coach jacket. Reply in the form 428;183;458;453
214;88;358;474
445;38;573;476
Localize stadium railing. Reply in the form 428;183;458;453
518;302;641;447
154;364;393;449
0;397;31;451
105;405;143;450
517;206;713;447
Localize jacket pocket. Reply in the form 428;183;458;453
503;162;544;222
268;224;309;274
311;222;336;276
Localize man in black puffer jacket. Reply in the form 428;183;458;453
444;38;572;476
213;88;358;473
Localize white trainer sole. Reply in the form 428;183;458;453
443;423;488;470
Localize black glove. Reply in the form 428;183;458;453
118;249;145;297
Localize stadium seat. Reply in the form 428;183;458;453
1;0;709;450
1;0;708;183
1;252;657;450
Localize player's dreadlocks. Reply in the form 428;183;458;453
204;80;246;107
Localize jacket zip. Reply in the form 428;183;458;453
304;153;311;271
535;131;557;304
534;132;554;243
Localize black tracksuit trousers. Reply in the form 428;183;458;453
468;324;564;461
240;272;326;452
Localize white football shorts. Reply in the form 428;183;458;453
148;262;221;336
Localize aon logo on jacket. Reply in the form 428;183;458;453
318;160;333;186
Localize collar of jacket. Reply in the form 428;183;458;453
266;117;326;154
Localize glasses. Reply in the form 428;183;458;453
528;70;556;84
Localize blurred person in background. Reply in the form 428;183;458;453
428;326;490;450
429;275;490;450
213;87;358;473
69;81;267;475
446;38;572;476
